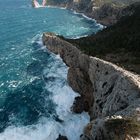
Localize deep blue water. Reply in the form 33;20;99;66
0;0;102;139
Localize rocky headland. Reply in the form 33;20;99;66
42;32;140;140
46;0;140;26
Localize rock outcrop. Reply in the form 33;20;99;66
42;33;140;140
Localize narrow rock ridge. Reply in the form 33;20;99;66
42;33;140;140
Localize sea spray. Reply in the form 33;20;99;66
0;2;102;139
0;37;90;140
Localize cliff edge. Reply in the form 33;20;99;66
42;33;140;140
62;2;140;75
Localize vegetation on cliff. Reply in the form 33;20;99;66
105;117;140;140
61;2;140;74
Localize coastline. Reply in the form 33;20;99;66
45;2;122;26
1;1;140;140
44;5;104;40
46;5;106;27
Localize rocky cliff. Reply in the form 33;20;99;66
46;0;140;26
42;33;140;140
62;2;140;75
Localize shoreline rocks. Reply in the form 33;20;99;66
42;33;140;140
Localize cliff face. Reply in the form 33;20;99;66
42;33;140;140
46;0;140;25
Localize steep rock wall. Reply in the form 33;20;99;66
42;33;140;140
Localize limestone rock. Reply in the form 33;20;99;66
88;57;140;119
42;33;140;140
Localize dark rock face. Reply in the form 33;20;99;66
87;2;140;26
68;68;94;112
89;3;122;26
56;134;68;140
72;96;85;113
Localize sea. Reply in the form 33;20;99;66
0;0;102;139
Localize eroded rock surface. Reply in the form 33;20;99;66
42;33;140;140
68;68;94;112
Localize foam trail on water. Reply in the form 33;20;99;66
46;5;67;9
72;10;104;29
0;37;90;140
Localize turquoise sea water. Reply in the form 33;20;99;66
0;0;102;139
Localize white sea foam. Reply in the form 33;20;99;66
46;5;66;10
34;5;66;9
0;39;90;140
72;10;104;29
39;5;103;29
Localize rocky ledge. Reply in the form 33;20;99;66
42;33;140;140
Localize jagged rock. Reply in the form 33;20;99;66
71;96;85;113
56;134;68;140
